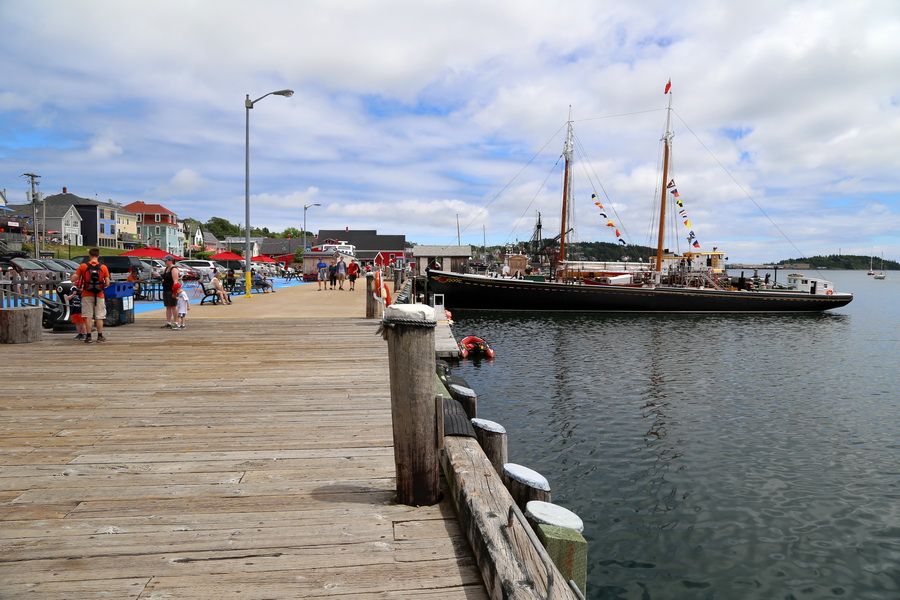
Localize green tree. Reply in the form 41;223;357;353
205;217;242;239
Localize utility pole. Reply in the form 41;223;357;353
456;213;461;245
22;173;41;258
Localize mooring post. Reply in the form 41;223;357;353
525;500;588;596
0;306;42;344
471;418;507;475
365;273;375;319
503;462;551;512
448;382;477;419
381;303;441;505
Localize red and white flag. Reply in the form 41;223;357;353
664;79;672;94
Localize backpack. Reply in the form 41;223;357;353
82;262;104;293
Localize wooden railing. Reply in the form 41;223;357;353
0;275;62;308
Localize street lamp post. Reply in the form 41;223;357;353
245;89;294;297
302;202;321;259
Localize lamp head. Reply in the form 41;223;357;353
273;89;294;97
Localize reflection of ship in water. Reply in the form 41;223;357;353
637;324;687;519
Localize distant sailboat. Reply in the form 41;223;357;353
873;253;886;280
867;253;875;276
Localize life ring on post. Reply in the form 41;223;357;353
826;289;833;295
374;270;383;297
382;282;392;306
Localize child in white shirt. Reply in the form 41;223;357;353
174;283;190;329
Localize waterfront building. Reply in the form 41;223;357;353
124;200;183;255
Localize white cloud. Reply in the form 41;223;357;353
0;0;898;262
87;136;123;159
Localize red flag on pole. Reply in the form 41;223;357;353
664;79;672;94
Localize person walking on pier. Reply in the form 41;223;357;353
328;259;338;290
336;256;348;290
71;247;110;343
347;259;360;291
161;255;181;329
316;258;328;291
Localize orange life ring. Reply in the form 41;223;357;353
374;270;382;297
382;282;392;306
826;289;833;295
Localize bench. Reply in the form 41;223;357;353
200;282;221;305
252;278;275;293
222;278;274;295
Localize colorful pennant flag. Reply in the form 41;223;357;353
664;79;672;95
592;192;627;245
669;179;702;249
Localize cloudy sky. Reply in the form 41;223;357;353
1;0;898;262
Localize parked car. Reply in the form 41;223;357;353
3;257;56;282
54;259;83;271
176;260;221;280
177;265;201;281
139;259;162;280
32;259;74;278
72;255;151;282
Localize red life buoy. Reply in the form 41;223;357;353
826;289;833;295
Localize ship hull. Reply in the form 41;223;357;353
427;271;853;313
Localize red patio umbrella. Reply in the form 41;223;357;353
252;255;277;263
209;251;244;261
121;247;184;260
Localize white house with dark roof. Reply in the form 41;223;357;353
5;201;84;247
410;245;472;275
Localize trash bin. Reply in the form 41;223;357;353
104;282;135;327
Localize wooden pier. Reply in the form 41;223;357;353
0;286;487;599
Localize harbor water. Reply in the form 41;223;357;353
450;271;899;599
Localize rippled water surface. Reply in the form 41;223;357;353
450;271;899;599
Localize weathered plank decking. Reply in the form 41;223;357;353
0;287;487;599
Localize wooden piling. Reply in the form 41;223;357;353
382;303;441;506
0;306;42;344
526;501;588;596
365;273;376;318
448;382;477;419
503;463;551;512
471;418;507;476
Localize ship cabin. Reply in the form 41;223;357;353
786;274;836;295
661;249;728;274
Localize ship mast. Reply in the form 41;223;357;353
654;89;674;274
558;111;574;264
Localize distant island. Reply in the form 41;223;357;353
498;242;895;271
775;254;897;270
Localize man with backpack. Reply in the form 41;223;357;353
70;248;111;343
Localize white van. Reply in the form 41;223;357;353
177;259;222;279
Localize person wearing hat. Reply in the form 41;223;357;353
161;255;181;329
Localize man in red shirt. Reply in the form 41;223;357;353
71;248;111;343
347;259;360;291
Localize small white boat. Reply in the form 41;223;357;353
873;253;886;280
